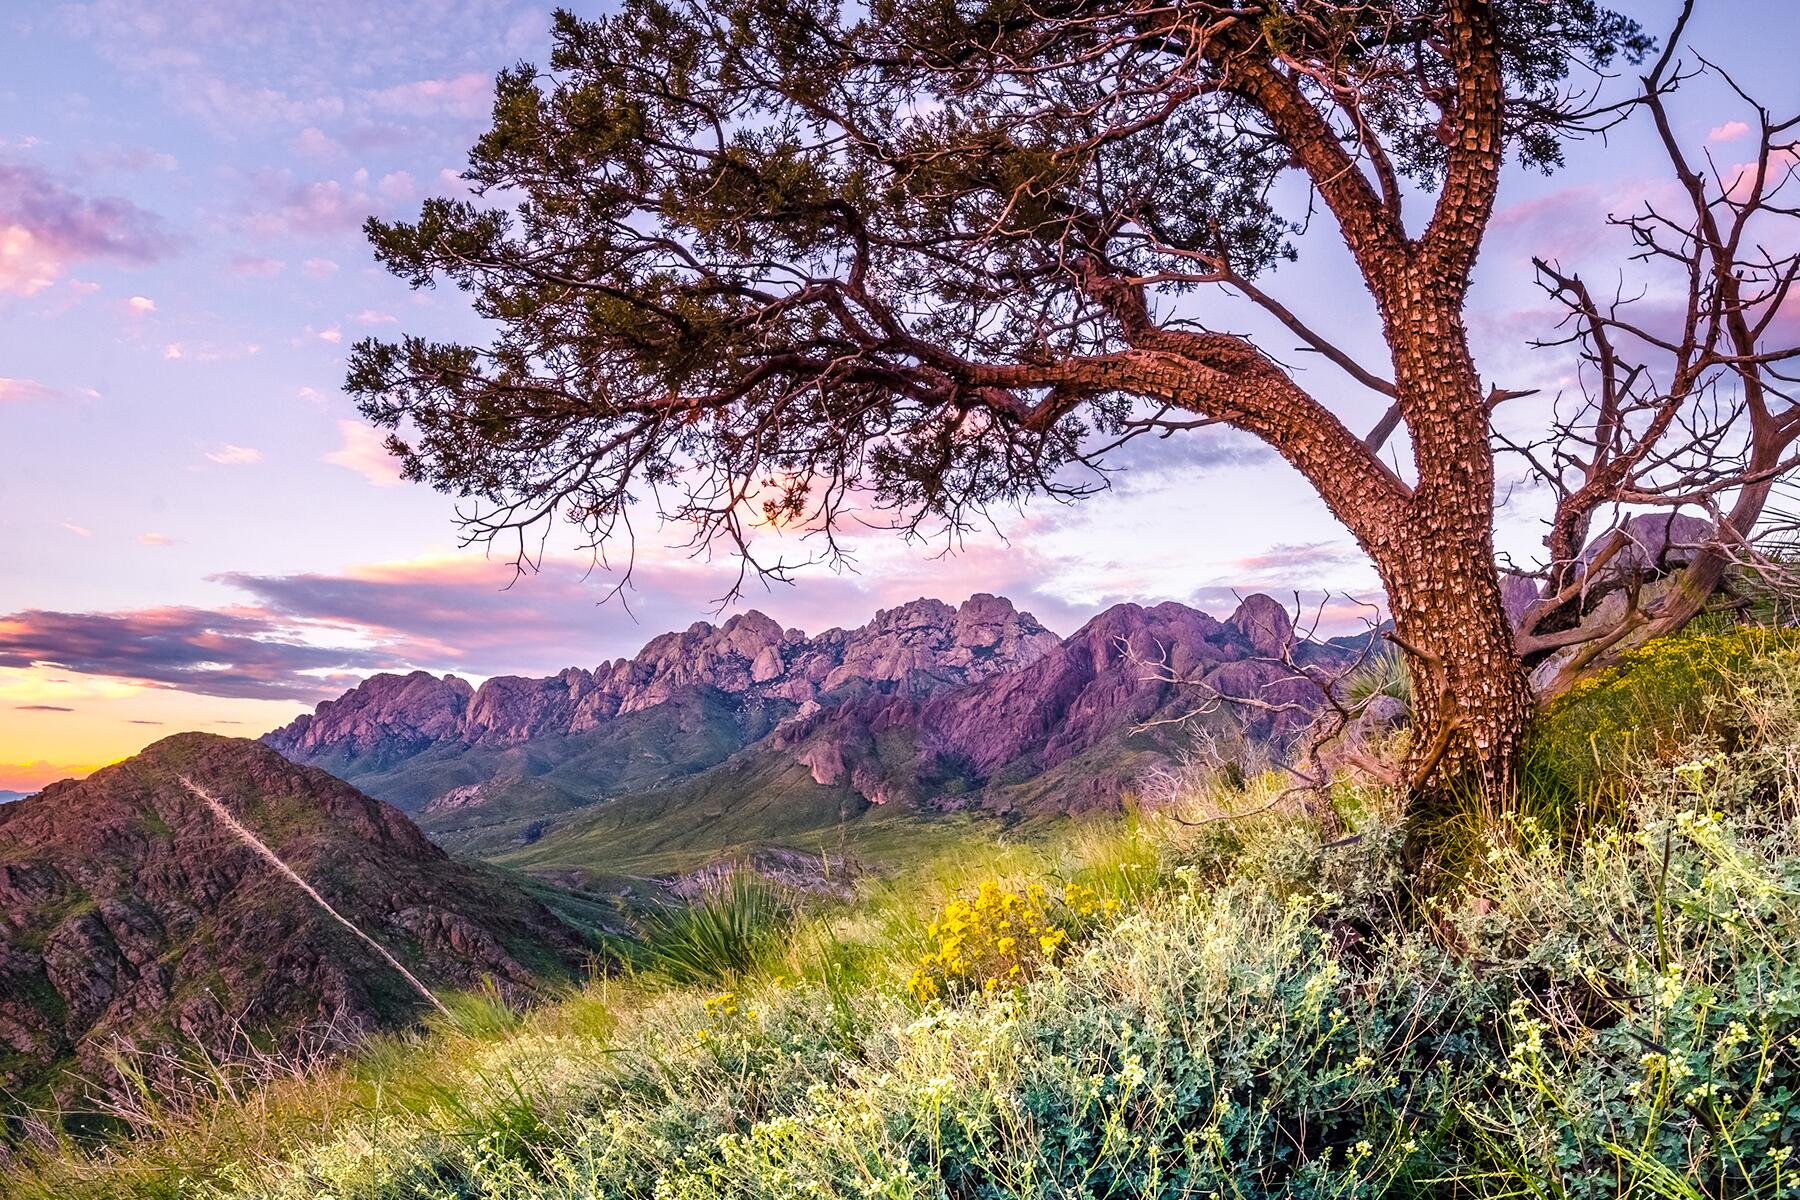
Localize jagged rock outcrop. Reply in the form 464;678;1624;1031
268;594;1057;768
491;594;1371;885
763;596;1358;815
0;734;586;1111
263;596;1061;838
269;671;475;774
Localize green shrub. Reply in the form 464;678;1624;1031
1450;752;1800;1194
1342;648;1413;713
638;871;793;985
1529;624;1800;799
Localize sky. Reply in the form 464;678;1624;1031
1;1;1790;791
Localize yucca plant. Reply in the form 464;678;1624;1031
1341;648;1412;715
639;870;792;984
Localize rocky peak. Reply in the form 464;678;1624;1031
1227;593;1295;658
0;734;584;1110
265;671;473;764
773;593;1349;816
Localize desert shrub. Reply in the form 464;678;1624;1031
906;879;1118;1003
1342;648;1413;713
1449;659;1800;1199
638;871;792;985
641;878;1484;1200
1530;624;1800;799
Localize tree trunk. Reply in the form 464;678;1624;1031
1373;285;1534;827
1375;524;1533;810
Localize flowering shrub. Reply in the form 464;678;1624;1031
908;880;1118;1002
1532;624;1800;796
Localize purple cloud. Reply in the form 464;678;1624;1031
0;160;177;295
0;606;402;701
365;72;492;119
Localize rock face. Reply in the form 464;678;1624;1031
765;598;1359;816
269;671;475;775
263;595;1061;837
0;734;586;1110
268;595;1057;766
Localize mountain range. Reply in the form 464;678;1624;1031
265;592;1365;873
1;591;1359;1121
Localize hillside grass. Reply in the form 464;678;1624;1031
8;630;1800;1197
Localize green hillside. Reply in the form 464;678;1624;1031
10;628;1800;1198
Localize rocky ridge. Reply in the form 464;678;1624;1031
776;595;1351;810
497;594;1372;877
266;594;1060;776
0;734;586;1109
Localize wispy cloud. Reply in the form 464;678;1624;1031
1230;541;1364;578
323;420;402;486
228;253;285;278
204;444;264;465
365;72;492;119
0;606;401;701
0;376;57;403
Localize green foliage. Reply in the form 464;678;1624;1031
348;0;1650;567
1342;648;1413;714
1530;624;1800;798
637;871;793;985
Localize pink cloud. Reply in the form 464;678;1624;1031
228;254;285;278
294;126;341;159
1708;120;1750;143
366;72;491;119
0;376;56;403
241;175;364;237
323;420;402;486
0;161;175;296
302;257;338;280
139;532;174;546
377;170;415;202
